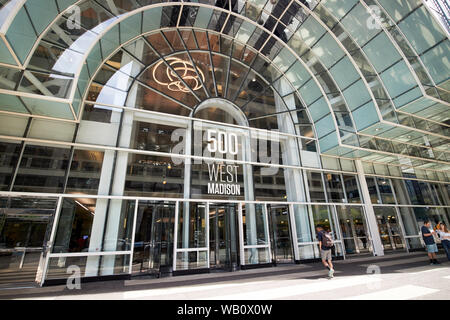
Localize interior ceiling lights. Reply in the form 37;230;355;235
153;57;205;92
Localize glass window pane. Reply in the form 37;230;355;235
297;16;326;47
211;53;229;98
242;204;268;246
243;247;270;265
305;171;326;202
52;198;96;253
391;178;410;205
341;3;379;46
329;57;359;89
0;197;57;251
102;200;136;252
132;120;186;153
46;254;130;280
316;114;335;138
291;204;311;240
285;61;310;89
298;78;322;105
176;250;208;270
65;149;104;195
363;32;401;73
343;175;361;203
376;178;396;204
340;159;355;172
324;173;345;203
124;155;184;198
309;97;330;122
189;51;216;97
0;141;21;191
352;101;379;131
380;61;417;98
366;177;380;204
254;165;287;201
177;202;207;249
311;33;344;69
398;6;446;54
13;145;70;193
132;83;191;117
399;207;419;236
405;180;434;205
420;40;450;85
321;0;359;20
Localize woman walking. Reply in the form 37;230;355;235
435;222;450;261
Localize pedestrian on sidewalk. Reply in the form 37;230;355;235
316;225;334;278
421;220;440;265
435;222;450;261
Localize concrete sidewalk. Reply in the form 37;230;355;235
1;251;449;300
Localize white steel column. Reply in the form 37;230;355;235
355;160;384;256
288;204;300;261
128;199;139;274
206;202;210;269
85;149;115;276
173;201;179;272
85;41;144;276
244;130;257;264
100;106;134;275
182;121;192;253
238;202;245;266
263;204;272;263
274;78;311;261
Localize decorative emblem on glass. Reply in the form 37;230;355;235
153;57;205;92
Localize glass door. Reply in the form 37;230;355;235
267;205;294;264
132;201;175;276
209;203;239;271
374;207;405;251
0;198;56;287
336;206;371;255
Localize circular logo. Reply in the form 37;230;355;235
152;57;205;93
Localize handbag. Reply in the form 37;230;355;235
433;230;441;244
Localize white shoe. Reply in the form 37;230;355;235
328;269;334;278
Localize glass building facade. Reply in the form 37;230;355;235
0;0;448;286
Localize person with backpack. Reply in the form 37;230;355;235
316;225;334;278
421;220;440;265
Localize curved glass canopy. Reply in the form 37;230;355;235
86;29;312;134
0;0;448;176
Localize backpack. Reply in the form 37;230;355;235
321;231;334;248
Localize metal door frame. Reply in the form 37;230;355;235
130;201;176;276
208;203;239;271
172;202;209;272
266;203;295;265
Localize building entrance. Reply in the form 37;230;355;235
0;198;55;287
131;201;176;277
374;207;405;251
336;206;371;255
209;203;239;271
267;205;294;264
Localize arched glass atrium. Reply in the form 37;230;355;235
0;0;448;286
